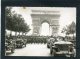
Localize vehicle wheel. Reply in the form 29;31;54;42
5;50;6;56
47;45;50;48
52;49;56;56
11;48;14;53
5;49;6;55
70;54;75;57
25;44;26;47
50;49;52;54
70;48;75;57
50;46;53;54
5;52;6;56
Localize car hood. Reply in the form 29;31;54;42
54;41;72;44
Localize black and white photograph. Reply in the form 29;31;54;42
5;7;76;57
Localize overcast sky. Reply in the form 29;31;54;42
7;7;76;36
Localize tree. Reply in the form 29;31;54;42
22;23;30;35
61;25;69;35
5;7;13;35
12;14;30;36
5;7;30;36
61;21;76;40
68;21;76;34
67;21;76;40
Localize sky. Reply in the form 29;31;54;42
6;7;76;36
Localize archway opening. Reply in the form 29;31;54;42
40;22;50;36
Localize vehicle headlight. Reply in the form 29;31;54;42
68;46;73;52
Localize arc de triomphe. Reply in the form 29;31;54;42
31;10;60;36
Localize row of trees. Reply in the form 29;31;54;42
5;7;30;36
61;21;76;40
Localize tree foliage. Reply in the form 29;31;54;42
5;7;13;30
5;7;30;35
67;21;76;34
61;21;76;35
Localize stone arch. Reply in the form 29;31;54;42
41;20;50;25
31;10;60;36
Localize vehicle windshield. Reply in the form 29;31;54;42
16;40;22;43
55;44;73;51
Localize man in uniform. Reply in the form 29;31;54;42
49;35;57;54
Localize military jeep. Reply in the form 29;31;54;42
50;41;75;57
16;38;27;48
5;38;16;55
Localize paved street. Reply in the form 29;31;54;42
7;43;50;56
6;43;76;57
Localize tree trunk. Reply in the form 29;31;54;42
73;33;74;40
22;32;24;36
15;32;17;36
25;32;27;35
10;30;12;36
19;32;20;36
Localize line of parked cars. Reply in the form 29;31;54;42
47;36;76;57
5;36;27;55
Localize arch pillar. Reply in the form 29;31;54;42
50;25;59;36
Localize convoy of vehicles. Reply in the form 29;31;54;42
5;35;75;57
5;36;27;55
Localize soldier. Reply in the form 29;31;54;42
49;35;57;54
50;35;56;43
